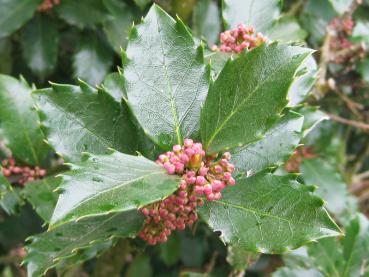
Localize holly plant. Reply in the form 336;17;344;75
2;1;369;277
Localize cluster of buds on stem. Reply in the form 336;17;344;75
139;139;236;245
211;24;268;53
1;158;46;186
285;147;316;173
38;0;61;12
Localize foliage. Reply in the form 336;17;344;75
0;0;369;276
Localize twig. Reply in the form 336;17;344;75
327;113;369;130
285;0;305;17
332;88;364;118
205;251;219;274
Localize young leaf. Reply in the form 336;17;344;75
73;33;113;85
25;210;143;277
199;172;340;254
222;0;280;32
21;176;61;223
50;151;180;228
201;43;312;154
300;158;353;218
34;82;138;162
0;0;41;39
55;0;109;28
0;75;49;165
102;0;138;53
124;4;209;149
231;111;304;176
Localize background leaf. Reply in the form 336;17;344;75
124;5;209;149
73;33;113;85
21;176;61;223
0;37;12;74
0;0;41;39
0;75;49;165
201;43;312;153
35;81;138;162
199;173;340;253
25;210;143;277
21;14;59;79
55;0;109;28
222;0;280;32
268;16;308;43
50;151;180;227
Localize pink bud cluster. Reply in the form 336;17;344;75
1;158;46;186
139;139;236;245
211;24;268;53
38;0;60;12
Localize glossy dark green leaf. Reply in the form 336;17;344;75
25;210;143;277
0;37;12;74
102;0;138;53
0;75;49;165
193;0;221;45
21;176;61;223
231;111;303;176
50;151;180;227
126;254;153;277
201;43;312;153
101;72;127;102
73;33;113;85
222;0;280;32
295;106;328;137
124;5;209;149
226;245;259;270
21;14;59;79
55;0;109;28
268;16;308;43
34;81;138;162
199;173;340;253
300;158;353;217
204;50;231;79
0;0;41;39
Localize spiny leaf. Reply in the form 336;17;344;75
201;43;313;154
102;72;127;102
199;172;340;254
0;172;22;215
0;75;50;166
231;111;304;176
124;4;209;149
34;81;138;162
25;210;143;277
50;151;180;228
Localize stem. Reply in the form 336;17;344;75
326;113;369;130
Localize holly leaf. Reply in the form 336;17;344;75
329;0;352;14
295;106;328;137
268;16;308;43
205;50;232;79
21;176;61;223
0;75;49;166
55;0;109;28
24;210;143;277
201;43;312;154
73;33;113;85
124;4;209;149
192;0;221;45
34;81;138;162
231;111;304;176
222;0;280;32
101;72;127;102
50;150;180;228
199;172;340;253
272;267;324;277
300;158;353;218
0;37;12;74
21;14;59;79
133;0;152;10
0;0;41;39
102;0;138;53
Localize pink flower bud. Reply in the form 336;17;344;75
203;184;212;195
180;154;189;164
196;176;206;186
199;166;209;176
212;180;225;191
173;144;181;152
194;186;204;195
184;138;193;147
214;165;223;174
175;162;184;174
228;177;236;186
224;172;232;180
163;162;175;174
